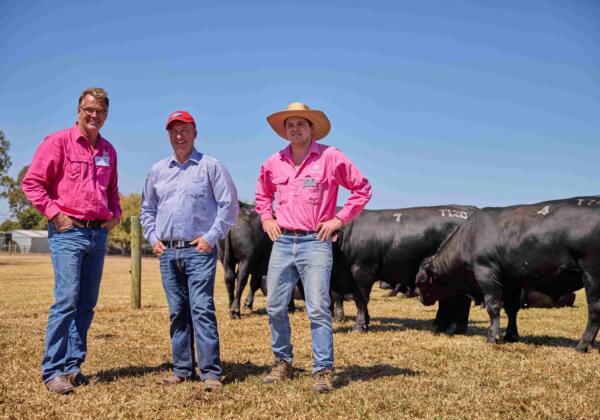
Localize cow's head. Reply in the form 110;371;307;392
416;256;473;306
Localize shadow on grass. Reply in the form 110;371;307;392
336;364;420;386
519;334;586;349
334;316;489;336
93;363;172;383
222;361;284;383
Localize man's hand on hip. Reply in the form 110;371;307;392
262;219;281;241
52;213;82;232
191;236;213;253
316;217;343;241
101;217;120;232
153;240;166;257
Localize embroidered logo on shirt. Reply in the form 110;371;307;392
312;164;321;172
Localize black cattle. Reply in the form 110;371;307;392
520;289;576;309
416;196;600;351
333;205;478;332
217;202;272;319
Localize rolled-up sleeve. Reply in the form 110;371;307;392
22;136;63;220
255;164;275;222
332;151;372;224
203;161;239;246
140;170;159;246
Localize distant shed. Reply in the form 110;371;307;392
9;230;49;253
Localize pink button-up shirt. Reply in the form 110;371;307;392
255;141;372;231
22;124;121;221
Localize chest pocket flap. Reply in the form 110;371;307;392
271;176;290;204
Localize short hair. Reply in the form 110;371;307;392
78;87;109;109
284;117;313;127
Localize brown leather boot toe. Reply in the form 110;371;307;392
44;376;74;394
203;378;222;392
262;359;293;384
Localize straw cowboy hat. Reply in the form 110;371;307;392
267;102;331;141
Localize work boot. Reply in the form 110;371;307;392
44;376;74;394
262;359;292;384
203;378;222;393
313;369;334;393
67;372;90;387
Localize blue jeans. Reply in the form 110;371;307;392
41;224;108;383
159;247;221;380
266;233;333;373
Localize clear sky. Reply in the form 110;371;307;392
1;0;599;221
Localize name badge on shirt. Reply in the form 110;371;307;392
303;177;317;187
95;154;110;167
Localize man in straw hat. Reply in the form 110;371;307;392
255;102;372;393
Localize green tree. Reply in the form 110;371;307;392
1;165;46;230
108;193;146;251
0;219;20;231
0;130;11;180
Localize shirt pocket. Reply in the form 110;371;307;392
302;174;328;204
96;165;112;190
187;179;211;199
272;176;290;204
66;155;88;181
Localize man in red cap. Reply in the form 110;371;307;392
256;102;372;393
140;110;238;392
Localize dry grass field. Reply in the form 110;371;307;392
1;253;599;419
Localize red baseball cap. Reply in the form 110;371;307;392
165;110;196;129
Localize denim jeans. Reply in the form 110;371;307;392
266;232;333;373
41;224;108;383
159;247;221;380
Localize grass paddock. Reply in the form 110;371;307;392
1;253;599;419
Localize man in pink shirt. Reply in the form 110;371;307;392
22;87;121;394
256;102;371;393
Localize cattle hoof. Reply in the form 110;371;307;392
386;291;398;297
230;311;241;320
575;343;590;353
333;314;345;323
243;303;253;310
504;333;520;343
486;335;501;344
353;324;368;333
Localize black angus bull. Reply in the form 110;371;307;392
333;205;478;332
416;196;600;351
520;289;576;309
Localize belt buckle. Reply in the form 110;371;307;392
175;240;186;249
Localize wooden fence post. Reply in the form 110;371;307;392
131;216;142;309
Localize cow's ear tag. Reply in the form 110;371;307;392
429;276;433;284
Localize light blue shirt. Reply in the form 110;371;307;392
140;148;239;246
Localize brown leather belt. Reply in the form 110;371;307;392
70;218;104;228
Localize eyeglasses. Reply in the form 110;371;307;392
168;128;194;137
80;107;107;116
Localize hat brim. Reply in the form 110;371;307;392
267;110;331;141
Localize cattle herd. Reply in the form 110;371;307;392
217;196;600;352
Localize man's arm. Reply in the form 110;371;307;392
194;161;239;250
332;149;372;224
255;164;281;241
21;136;63;221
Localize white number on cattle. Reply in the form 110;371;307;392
393;213;402;222
576;199;599;206
537;205;550;216
439;209;468;219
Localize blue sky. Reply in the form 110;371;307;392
1;0;599;221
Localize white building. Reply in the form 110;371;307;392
7;230;49;253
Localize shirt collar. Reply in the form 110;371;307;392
72;123;107;152
280;140;322;160
169;148;202;167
